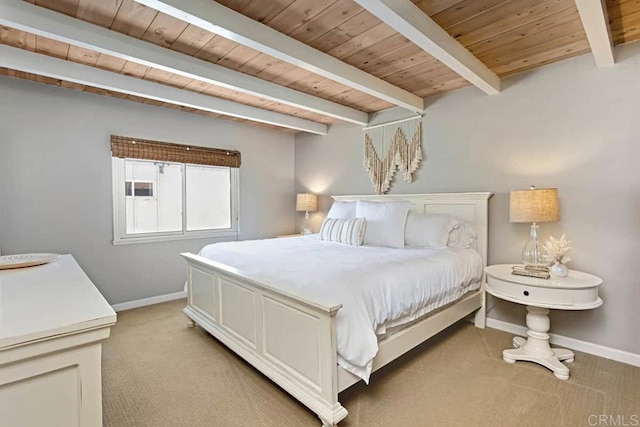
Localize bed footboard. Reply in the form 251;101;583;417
181;253;348;426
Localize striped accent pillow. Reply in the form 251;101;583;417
319;218;366;246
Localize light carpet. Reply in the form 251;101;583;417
103;300;640;426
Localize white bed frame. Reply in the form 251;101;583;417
181;192;492;426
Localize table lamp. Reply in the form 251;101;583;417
510;186;559;268
296;193;318;235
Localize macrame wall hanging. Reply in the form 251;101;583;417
363;118;422;195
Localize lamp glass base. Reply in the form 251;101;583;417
300;210;312;235
522;223;546;268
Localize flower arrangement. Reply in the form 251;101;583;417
542;234;572;265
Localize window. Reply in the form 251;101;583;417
126;181;154;197
111;136;240;245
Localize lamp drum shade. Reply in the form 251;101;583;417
510;188;560;223
296;193;318;212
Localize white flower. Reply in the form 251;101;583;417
542;234;572;265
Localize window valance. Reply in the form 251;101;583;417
110;135;241;168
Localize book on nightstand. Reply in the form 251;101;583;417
511;265;550;279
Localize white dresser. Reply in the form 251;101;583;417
0;255;116;427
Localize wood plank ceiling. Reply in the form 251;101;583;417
1;0;638;132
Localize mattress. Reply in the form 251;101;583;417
197;235;483;383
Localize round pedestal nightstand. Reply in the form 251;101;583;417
484;264;603;380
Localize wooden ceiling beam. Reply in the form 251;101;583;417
575;0;615;67
0;45;328;134
352;0;500;95
133;0;425;113
0;0;366;126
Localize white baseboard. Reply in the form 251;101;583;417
111;291;187;312
486;318;640;368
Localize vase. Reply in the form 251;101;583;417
550;262;569;278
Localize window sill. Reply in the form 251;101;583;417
112;230;238;246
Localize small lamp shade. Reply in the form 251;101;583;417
510;187;560;223
296;193;318;212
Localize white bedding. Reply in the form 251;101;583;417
197;235;483;383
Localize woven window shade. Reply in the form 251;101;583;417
111;135;241;168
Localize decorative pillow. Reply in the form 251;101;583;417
355;200;410;249
326;201;357;219
404;213;457;248
447;221;477;248
319;218;366;246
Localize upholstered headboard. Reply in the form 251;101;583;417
331;192;493;267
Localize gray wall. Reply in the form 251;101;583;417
296;42;640;355
0;76;296;305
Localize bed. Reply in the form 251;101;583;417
181;192;492;426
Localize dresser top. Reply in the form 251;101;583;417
0;254;116;350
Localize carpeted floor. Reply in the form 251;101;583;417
103;300;640;427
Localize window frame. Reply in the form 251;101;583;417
112;157;239;245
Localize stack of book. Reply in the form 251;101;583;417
511;265;550;279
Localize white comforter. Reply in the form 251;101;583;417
197;235;483;383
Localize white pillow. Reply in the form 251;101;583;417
404;213;456;248
355;200;410;249
448;221;477;248
319;218;366;246
327;201;356;219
